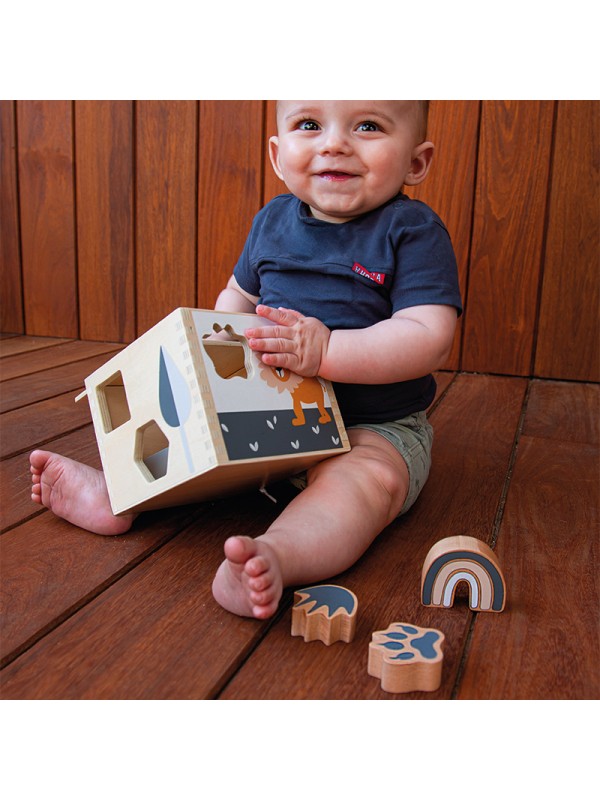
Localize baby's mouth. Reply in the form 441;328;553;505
317;170;357;181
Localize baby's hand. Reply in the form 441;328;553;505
245;305;330;377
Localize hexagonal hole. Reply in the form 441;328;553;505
96;371;131;433
135;420;169;481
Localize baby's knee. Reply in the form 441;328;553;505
362;451;408;508
315;443;408;514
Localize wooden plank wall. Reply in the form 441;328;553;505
1;100;598;382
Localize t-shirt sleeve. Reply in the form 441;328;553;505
233;228;261;298
390;217;463;316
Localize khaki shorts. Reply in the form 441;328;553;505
290;411;434;516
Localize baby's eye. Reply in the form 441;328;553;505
297;119;320;131
357;121;380;132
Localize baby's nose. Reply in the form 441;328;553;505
318;125;352;155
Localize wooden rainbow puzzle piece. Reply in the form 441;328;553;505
291;585;358;645
368;623;445;693
421;535;506;612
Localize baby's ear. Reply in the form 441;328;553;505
268;136;284;181
404;141;435;186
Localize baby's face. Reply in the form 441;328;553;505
269;101;431;223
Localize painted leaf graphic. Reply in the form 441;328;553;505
159;346;191;427
159;346;194;473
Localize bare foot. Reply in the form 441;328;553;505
212;536;283;619
30;450;135;535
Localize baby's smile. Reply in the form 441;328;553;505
317;170;357;181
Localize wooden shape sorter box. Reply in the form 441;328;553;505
78;308;350;515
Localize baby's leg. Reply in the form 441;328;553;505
212;428;410;618
30;450;135;535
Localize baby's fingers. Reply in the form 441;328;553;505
259;351;300;371
246;332;291;353
255;304;304;326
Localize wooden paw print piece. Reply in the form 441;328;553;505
368;622;445;693
291;585;358;645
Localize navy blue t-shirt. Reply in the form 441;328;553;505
234;193;462;425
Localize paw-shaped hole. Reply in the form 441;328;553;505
202;323;253;380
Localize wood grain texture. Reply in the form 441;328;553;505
0;336;71;358
457;437;599;699
197;101;264;308
0;340;122;381
17;101;79;338
1;392;94;458
0;426;101;533
0;493;286;699
0;505;203;669
407;101;480;370
462;101;555;375
75;101;135;343
0;101;23;333
3;100;597;388
135;101;198;335
522;379;599;445
534;101;599;382
220;374;527;699
0;347;122;413
2;339;597;699
458;379;599;698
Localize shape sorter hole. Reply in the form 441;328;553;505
201;324;253;380
135;420;170;481
96;371;131;433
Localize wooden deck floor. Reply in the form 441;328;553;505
1;334;598;700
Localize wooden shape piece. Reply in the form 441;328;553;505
291;585;358;645
368;622;445;693
421;535;507;612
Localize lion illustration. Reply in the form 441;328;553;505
258;362;332;427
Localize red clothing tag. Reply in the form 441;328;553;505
352;262;385;285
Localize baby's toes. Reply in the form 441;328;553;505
245;555;271;578
248;571;273;594
249;583;277;606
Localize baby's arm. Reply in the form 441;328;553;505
245;303;457;383
215;275;259;313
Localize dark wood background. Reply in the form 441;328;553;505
1;100;598;382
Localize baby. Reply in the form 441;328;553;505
31;100;462;620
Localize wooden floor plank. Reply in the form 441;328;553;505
457;437;599;698
0;504;203;669
0;491;290;698
0;336;73;358
522;379;599;444
0;348;123;412
1;392;93;458
0;426;100;532
0;340;121;381
220;374;528;699
457;381;599;699
2;339;595;701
